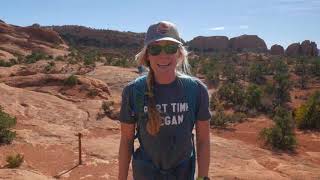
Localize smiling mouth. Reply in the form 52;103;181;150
157;63;171;67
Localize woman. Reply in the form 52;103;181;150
118;21;211;180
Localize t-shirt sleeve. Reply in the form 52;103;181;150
195;79;212;121
119;82;137;124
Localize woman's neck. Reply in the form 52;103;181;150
154;72;177;84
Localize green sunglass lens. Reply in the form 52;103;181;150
148;44;179;56
148;45;162;55
164;44;179;54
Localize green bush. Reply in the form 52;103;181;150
295;91;320;130
248;63;266;84
87;89;99;97
55;55;64;61
25;51;47;64
64;75;78;86
209;92;219;111
210;109;229;128
201;58;220;85
101;100;115;118
311;57;320;77
229;112;247;123
272;60;291;106
294;58;309;89
44;61;55;72
218;82;245;106
260;106;296;150
245;84;262;110
223;63;238;83
0;106;16;144
0;59;11;67
6;153;24;168
0;59;18;67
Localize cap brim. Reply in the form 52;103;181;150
145;37;182;46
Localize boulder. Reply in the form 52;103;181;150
301;40;318;56
285;43;300;56
229;35;268;52
188;36;229;51
270;44;284;55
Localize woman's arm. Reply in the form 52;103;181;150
118;122;135;180
195;119;210;177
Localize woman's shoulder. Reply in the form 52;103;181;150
123;75;148;93
177;74;207;89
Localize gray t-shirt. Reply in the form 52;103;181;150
119;76;211;170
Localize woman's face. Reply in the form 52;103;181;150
147;40;180;78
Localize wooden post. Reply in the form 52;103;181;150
78;133;82;165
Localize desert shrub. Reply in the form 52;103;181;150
44;61;55;72
87;89;99;97
25;51;47;64
210;109;229;128
0;106;16;145
0;59;12;67
294;58;308;89
55;55;64;61
295;91;320;130
223;63;238;83
229;112;247;123
6;153;24;168
64;75;78;86
201;58;220;85
273;60;291;106
218;82;245;106
248;63;266;84
188;57;201;75
209;92;219;111
260;106;296;150
245;84;262;110
110;58;130;67
310;57;320;77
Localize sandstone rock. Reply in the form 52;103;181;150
229;35;268;52
285;43;301;56
19;26;64;44
0;73;111;100
188;36;229;51
0;169;54;180
270;44;284;55
301;40;318;56
0;20;68;59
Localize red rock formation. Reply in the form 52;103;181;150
285;43;301;56
301;40;318;56
229;35;267;52
18;26;64;44
270;44;284;55
0;21;68;59
188;36;229;51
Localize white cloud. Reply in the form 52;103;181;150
239;25;249;29
209;26;225;31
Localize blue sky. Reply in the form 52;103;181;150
1;0;319;49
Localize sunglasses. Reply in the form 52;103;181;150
147;44;180;56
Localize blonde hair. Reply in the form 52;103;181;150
135;44;191;135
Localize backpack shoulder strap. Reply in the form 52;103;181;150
132;75;147;144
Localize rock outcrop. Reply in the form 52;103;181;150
301;40;318;56
0;21;68;60
285;41;318;57
229;35;268;52
285;43;301;56
188;36;229;51
270;44;284;55
188;35;268;53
